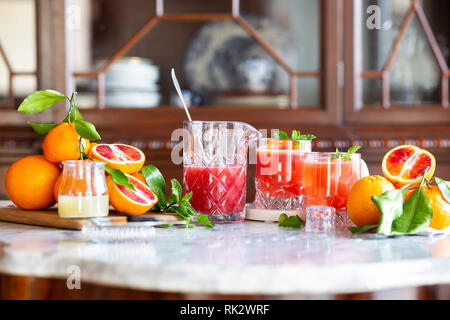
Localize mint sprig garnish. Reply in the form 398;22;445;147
141;165;214;228
332;145;362;160
274;129;316;141
273;130;316;148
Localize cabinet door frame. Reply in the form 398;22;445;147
343;0;450;125
73;0;342;127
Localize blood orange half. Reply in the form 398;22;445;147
106;173;158;215
382;145;436;188
91;143;145;174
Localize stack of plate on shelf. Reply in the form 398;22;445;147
100;57;161;108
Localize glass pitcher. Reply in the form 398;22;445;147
58;160;109;218
183;121;261;223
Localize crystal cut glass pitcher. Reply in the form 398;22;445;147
183;121;260;223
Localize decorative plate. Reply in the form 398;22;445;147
184;15;297;98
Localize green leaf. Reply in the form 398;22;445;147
297;134;316;140
391;175;432;235
331;146;360;161
74;120;101;141
167;179;182;204
27;122;58;135
104;165;135;191
155;224;172;229
278;213;305;228
167;204;191;221
347;146;362;154
180;192;193;204
141;165;167;209
373;190;404;236
63;105;83;123
348;225;378;234
18;90;66;114
197;214;215;228
435;177;450;204
273;130;290;140
291;130;301;140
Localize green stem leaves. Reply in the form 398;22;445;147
18;90;66;114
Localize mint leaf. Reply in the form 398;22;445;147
435;177;450;203
373;190;404;236
197;214;215;228
291;130;301;140
74;120;101;141
298;134;316;140
278;214;305;228
155;224;172;229
332;146;361;161
104;165;135;191
349;225;378;234
27;122;58;135
180;192;193;204
142;165;167;209
273;130;290;140
347;146;361;154
167;179;182;204
18;90;67;114
167;204;191;221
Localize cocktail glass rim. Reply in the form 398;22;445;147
256;138;312;149
303;152;361;159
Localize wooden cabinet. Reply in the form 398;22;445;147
0;0;449;200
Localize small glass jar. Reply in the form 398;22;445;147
58;160;109;218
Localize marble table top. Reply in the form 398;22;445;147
0;220;450;296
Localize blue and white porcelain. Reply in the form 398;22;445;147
184;15;297;99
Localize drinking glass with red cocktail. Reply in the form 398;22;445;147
255;138;311;210
302;152;362;227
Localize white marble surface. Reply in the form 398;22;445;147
1;221;450;296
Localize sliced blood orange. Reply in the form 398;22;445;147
106;173;158;215
91;143;145;174
382;145;435;188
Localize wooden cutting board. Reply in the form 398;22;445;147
0;201;181;230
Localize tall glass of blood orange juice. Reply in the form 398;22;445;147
255;138;311;210
302;152;361;225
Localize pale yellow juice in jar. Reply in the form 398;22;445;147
58;195;109;218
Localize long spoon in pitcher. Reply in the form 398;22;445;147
171;68;192;121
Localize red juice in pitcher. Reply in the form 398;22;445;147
183;165;247;216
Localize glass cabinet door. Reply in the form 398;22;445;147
345;0;449;124
0;0;37;107
70;0;325;110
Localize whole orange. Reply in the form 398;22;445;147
53;173;63;202
5;155;61;210
405;186;450;230
43;122;90;164
347;175;396;227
